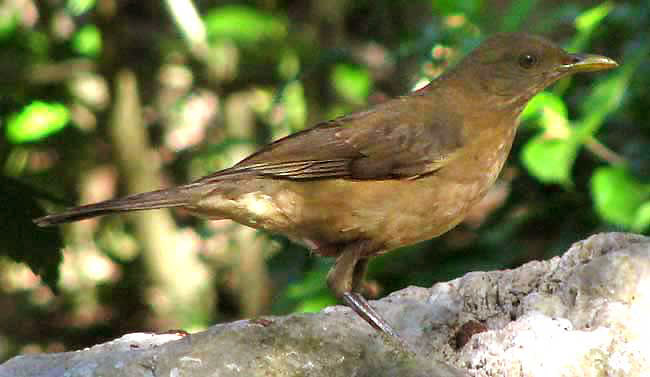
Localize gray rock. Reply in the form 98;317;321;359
2;232;648;377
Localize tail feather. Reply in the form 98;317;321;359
34;186;194;227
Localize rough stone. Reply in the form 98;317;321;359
1;232;648;377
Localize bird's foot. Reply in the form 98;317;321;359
342;292;399;337
342;292;417;355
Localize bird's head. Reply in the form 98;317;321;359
450;33;618;109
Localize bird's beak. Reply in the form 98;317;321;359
561;53;618;73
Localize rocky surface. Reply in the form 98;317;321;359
2;232;649;377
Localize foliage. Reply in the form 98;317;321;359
521;28;650;226
6;102;70;144
0;0;648;361
591;167;650;231
204;5;288;45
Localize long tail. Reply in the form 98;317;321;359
34;185;196;227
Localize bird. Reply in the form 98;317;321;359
34;33;617;338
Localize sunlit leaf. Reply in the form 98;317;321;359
581;71;626;116
591;166;650;228
576;45;647;140
331;64;372;104
577;72;625;138
279;258;337;311
285;266;328;299
567;2;613;52
575;2;614;32
521;136;578;184
554;2;614;95
282;81;307;131
633;201;650;233
521;92;571;142
521;91;568;122
66;0;96;16
284;261;335;313
0;7;17;39
204;5;287;45
277;50;300;79
294;295;337;313
166;0;206;46
72;24;102;57
6;101;70;143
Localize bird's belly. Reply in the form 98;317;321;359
289;128;515;253
286;169;505;254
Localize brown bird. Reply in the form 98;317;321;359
35;33;617;338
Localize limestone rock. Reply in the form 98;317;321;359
1;232;648;377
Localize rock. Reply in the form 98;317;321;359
1;232;648;377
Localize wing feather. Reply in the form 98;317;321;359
199;95;464;182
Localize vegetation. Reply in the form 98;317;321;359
0;0;648;361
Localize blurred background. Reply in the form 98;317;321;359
0;0;648;361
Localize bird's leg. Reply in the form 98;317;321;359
350;257;368;293
327;243;400;338
344;258;401;338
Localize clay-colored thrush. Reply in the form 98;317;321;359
35;33;617;337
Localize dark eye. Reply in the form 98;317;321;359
518;53;537;69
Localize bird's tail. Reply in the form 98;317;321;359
34;185;196;227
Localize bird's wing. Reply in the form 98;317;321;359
199;95;465;182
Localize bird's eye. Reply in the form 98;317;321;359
518;53;537;69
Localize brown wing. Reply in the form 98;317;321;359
199;95;464;182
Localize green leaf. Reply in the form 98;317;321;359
521;91;568;122
576;71;626;141
72;24;102;57
27;31;49;57
575;2;614;32
432;0;483;18
576;44;648;140
66;0;96;16
591;167;650;228
285;265;328;299
6;101;70;143
331;64;372;104
580;71;626;118
633;201;650;233
282;81;307;131
204;5;287;45
521;93;571;144
521;136;579;184
294;295;337;313
0;6;17;39
277;49;300;79
281;260;336;313
554;2;614;96
568;2;614;52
